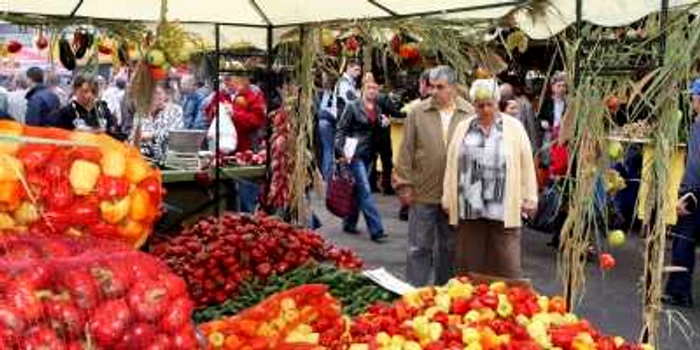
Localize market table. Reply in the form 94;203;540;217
159;166;267;230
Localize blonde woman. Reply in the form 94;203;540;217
442;79;538;278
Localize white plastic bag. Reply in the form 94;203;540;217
208;102;238;153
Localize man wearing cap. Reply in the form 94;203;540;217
664;78;700;307
25;67;60;126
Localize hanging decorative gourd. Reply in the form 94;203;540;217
342;36;360;57
35;34;49;50
6;40;22;54
398;42;420;62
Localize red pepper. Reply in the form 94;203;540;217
70;147;102;163
96;176;130;200
140;176;163;202
45;180;74;210
91;222;121;238
450;298;470;315
480;293;498;309
70;198;100;226
432;311;449;326
17;144;56;172
42;210;74;233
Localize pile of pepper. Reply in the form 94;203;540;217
193;263;398;323
199;284;347;350
0;121;162;247
150;212;364;307
347;277;652;350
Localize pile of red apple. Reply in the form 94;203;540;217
0;236;200;349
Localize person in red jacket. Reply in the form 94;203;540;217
230;74;266;153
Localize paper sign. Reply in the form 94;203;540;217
363;268;416;295
343;137;358;160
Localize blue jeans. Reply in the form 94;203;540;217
318;118;336;180
344;159;384;238
237;180;260;213
665;209;700;302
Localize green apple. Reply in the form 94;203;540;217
608;141;624;161
146;49;166;67
608;229;626;247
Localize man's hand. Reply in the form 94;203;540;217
677;199;691;217
398;186;415;207
380;114;391;128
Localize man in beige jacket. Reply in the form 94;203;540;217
394;66;474;286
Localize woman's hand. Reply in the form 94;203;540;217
521;200;537;219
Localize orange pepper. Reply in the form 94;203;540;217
0;120;23;155
0;181;22;210
224;335;242;350
129;188;151;221
549;296;568;313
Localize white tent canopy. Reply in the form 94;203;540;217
3;0;700;45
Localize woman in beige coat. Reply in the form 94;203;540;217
442;79;538;279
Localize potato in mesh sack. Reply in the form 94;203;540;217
0;236;201;349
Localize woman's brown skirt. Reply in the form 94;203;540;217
455;219;522;279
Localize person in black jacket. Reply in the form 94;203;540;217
50;74;124;140
537;72;568;143
335;79;386;243
369;90;405;194
24;67;60;126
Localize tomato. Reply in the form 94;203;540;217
91;262;132;299
5;282;42;321
127;280;169;322
146;334;173;350
43;300;85;339
599;253;616;270
1;241;40;260
16;264;53;288
117;323;157;350
0;303;26;338
96;176;130;200
129;259;159;281
160;297;193;333
23;326;65;350
62;270;100;310
162;274;187;299
40;239;73;258
89;299;132;347
480;293;498;309
171;326;199;350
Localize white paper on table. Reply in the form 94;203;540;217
363;267;416;295
343;137;358;160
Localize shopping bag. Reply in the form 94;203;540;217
207;102;238;154
326;163;356;218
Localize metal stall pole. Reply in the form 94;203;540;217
214;23;222;216
263;25;274;214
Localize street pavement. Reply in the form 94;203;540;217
312;194;700;350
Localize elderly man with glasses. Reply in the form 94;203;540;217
394;66;474;286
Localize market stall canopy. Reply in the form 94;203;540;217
4;1;700;43
514;0;700;39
